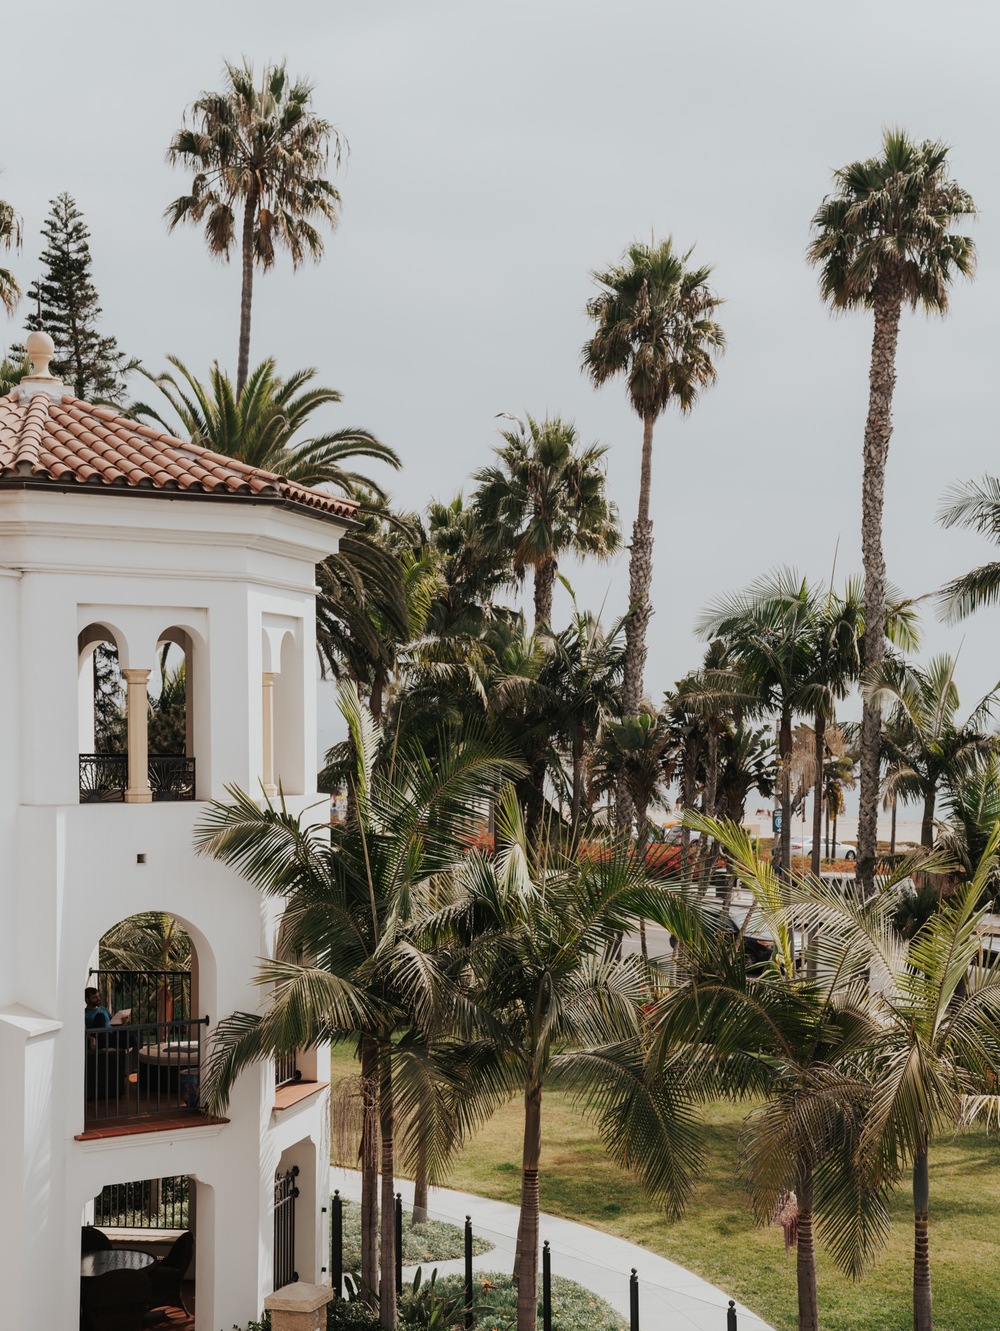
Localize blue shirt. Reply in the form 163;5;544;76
85;1005;111;1031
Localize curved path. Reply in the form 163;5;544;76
330;1167;773;1331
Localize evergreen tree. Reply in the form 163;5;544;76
25;193;130;401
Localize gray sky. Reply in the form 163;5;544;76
5;0;1000;760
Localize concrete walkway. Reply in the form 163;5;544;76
330;1167;773;1331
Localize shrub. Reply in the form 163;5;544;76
427;1270;627;1331
338;1199;493;1268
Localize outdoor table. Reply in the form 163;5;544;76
80;1248;156;1278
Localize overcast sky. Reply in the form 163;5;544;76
4;1;999;761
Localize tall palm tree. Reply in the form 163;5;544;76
0;188;21;315
196;688;514;1328
653;816;898;1331
582;238;725;751
870;654;999;848
472;414;619;631
166;60;344;393
808;129;976;894
134;356;397;495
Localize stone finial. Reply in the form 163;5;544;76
263;1281;333;1331
25;331;57;380
19;331;63;402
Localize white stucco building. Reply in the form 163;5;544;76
0;334;354;1328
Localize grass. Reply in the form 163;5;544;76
339;1199;493;1269
330;1045;1000;1331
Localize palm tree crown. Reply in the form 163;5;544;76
807;130;976;314
134;356;398;496
0;188;21;315
472;413;619;631
166;60;344;392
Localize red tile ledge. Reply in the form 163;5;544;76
75;1113;228;1141
273;1080;327;1112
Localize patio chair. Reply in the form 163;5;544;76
80;1268;153;1331
143;1230;194;1322
81;1225;112;1253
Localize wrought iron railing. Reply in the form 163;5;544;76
88;969;191;1027
94;1175;190;1230
79;754;196;802
84;1015;209;1125
274;1165;300;1290
275;1051;302;1089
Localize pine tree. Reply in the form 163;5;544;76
24;193;130;402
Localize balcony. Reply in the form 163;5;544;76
81;1015;222;1137
79;754;196;803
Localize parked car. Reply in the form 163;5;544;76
790;838;856;861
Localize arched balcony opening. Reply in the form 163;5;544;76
77;623;201;803
261;621;305;798
82;911;219;1134
78;625;128;801
80;1172;198;1327
146;630;197;801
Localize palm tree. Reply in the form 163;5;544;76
440;790;704;1331
472;414;620;631
543;610;626;845
195;689;514;1328
808;129;976;894
870;654;999;847
653;816;897;1331
936;760;1000;904
166;60;344;393
0;188;21;315
134;356;397;495
858;835;1000;1331
582;238;725;753
698;570;820;877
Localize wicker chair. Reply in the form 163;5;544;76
80;1226;113;1254
80;1268;153;1331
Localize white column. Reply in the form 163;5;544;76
123;668;152;803
262;672;278;799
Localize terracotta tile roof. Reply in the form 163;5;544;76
0;389;358;523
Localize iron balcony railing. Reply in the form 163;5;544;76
84;1015;209;1126
88;969;191;1027
275;1050;302;1089
94;1175;190;1230
79;753;196;803
274;1166;300;1290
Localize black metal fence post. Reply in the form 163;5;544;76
542;1240;552;1331
629;1267;639;1331
331;1190;343;1299
464;1215;474;1330
395;1192;403;1294
727;1298;738;1330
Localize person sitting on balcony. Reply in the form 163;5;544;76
84;987;111;1050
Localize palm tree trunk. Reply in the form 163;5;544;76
779;707;793;878
237;192;258;397
379;1044;397;1330
570;724;585;850
699;724;720;888
857;286;903;897
825;799;831;860
359;1036;380;1307
890;794;898;856
921;790;935;849
913;1148;932;1331
412;1141;429;1225
516;1079;543;1331
811;714;826;878
618;412;657;828
796;1165;819;1331
533;556;557;632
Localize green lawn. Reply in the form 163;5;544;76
330;1047;1000;1331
